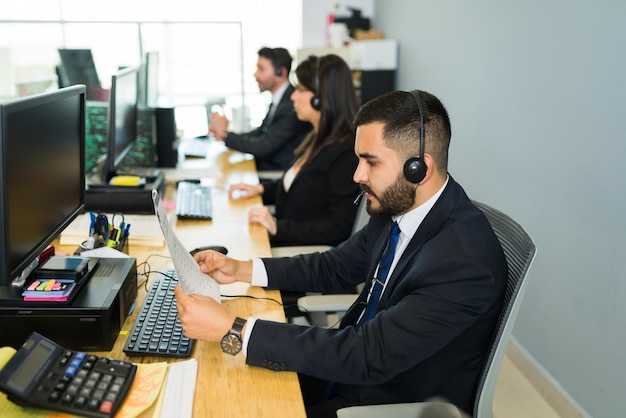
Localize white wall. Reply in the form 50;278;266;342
375;1;626;416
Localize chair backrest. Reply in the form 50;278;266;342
471;200;536;418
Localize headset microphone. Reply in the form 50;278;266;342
353;190;365;205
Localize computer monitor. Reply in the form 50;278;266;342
139;51;159;107
57;49;103;101
101;66;139;183
0;85;86;302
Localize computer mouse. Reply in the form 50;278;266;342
190;245;228;256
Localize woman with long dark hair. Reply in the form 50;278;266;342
229;54;360;247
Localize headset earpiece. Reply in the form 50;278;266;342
403;90;427;184
310;96;321;110
270;48;283;77
403;157;427;184
310;56;321;110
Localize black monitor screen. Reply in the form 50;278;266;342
102;67;138;182
0;86;86;289
57;49;102;100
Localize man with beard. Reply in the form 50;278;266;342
175;90;508;418
209;47;311;171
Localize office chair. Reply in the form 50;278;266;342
306;201;536;418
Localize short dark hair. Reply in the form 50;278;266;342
353;90;451;174
257;47;292;75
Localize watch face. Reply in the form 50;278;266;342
221;334;242;355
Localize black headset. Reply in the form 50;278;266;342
274;62;283;77
310;56;321;111
403;90;427;184
270;49;283;77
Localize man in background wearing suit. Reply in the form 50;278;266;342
177;89;508;418
209;47;311;171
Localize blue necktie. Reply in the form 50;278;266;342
358;221;401;327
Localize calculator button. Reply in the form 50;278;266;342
66;384;80;396
109;383;122;394
87;398;100;410
75;395;87;408
100;400;114;414
84;378;98;389
94;360;133;377
105;392;118;402
97;381;110;391
48;390;61;402
64;366;78;377
79;387;92;398
60;393;74;404
92;389;106;401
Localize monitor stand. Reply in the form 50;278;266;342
84;170;166;214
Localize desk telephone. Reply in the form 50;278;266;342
0;332;136;418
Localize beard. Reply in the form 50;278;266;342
363;174;416;219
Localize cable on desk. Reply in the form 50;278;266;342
136;254;173;292
135;264;339;327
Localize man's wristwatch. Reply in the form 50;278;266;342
220;317;247;355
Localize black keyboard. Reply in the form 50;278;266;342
175;181;213;220
123;271;194;358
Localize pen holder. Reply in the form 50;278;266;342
111;234;129;254
74;231;129;256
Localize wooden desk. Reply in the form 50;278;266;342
57;142;306;418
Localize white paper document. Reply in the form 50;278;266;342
159;358;197;418
152;189;221;302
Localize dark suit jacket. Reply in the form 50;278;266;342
224;85;311;171
247;176;508;414
262;141;360;246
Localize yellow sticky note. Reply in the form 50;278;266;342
110;175;145;186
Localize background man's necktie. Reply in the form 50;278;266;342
262;102;275;127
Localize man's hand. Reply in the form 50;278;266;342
192;250;253;284
209;112;229;140
174;285;234;341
